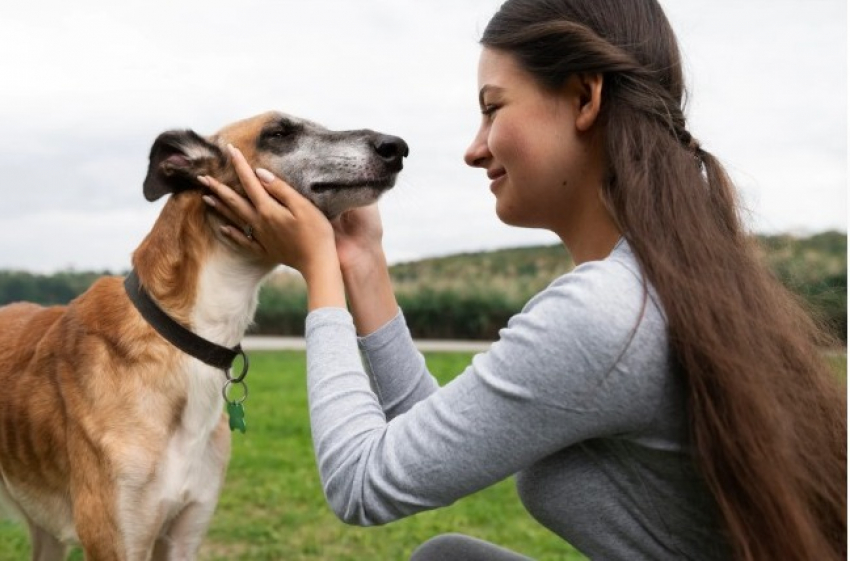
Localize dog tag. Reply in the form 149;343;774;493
227;401;247;433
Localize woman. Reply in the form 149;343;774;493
202;0;846;559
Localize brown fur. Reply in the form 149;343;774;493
0;111;405;560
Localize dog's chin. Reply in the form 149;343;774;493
308;179;396;218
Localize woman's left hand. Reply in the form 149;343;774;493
198;144;338;278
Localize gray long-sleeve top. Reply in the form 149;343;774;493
304;240;730;560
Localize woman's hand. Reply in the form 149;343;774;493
331;205;399;335
332;204;385;275
199;144;345;309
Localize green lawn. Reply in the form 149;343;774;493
4;350;846;560
0;351;579;561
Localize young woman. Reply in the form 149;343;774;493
202;0;846;559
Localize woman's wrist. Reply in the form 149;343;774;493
339;247;398;335
339;243;387;281
303;251;346;311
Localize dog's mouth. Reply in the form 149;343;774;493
310;178;396;194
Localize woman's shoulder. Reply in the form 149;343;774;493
506;239;669;372
487;239;674;431
529;239;652;323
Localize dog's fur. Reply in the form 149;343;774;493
0;111;407;560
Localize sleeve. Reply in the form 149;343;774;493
356;309;439;420
304;259;669;526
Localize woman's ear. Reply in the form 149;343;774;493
570;73;604;132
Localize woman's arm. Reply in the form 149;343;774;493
331;207;440;416
200;154;669;528
331;206;399;335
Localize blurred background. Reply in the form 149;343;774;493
0;0;846;341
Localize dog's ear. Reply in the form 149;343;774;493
143;130;225;202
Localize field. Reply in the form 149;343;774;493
0;351;580;561
2;350;846;560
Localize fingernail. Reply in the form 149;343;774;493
220;225;231;236
202;195;216;207
197;175;210;186
255;168;275;184
227;143;239;156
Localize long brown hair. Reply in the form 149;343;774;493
482;1;846;559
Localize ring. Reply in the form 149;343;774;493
243;224;254;241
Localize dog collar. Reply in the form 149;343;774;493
124;269;245;371
124;270;250;433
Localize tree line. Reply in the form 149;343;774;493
1;232;845;343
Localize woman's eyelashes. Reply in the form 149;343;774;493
480;103;501;118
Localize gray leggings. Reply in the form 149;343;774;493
410;534;535;561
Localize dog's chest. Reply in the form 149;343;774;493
149;362;229;523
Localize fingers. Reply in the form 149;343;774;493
225;144;309;214
201;192;241;227
198;175;258;227
225;144;275;212
255;167;303;210
220;223;266;252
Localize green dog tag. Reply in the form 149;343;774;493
227;401;247;433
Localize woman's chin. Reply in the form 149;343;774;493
494;199;523;227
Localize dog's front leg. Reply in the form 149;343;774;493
152;420;231;561
73;494;124;561
27;520;67;561
69;463;124;560
151;500;221;561
70;441;164;561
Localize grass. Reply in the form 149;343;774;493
4;350;846;559
0;351;579;561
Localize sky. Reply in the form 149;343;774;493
0;0;846;273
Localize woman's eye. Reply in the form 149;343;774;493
481;104;499;117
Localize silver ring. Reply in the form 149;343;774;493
243;224;254;241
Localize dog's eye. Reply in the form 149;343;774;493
266;122;297;140
258;122;300;152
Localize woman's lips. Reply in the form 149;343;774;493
487;168;506;180
488;168;506;192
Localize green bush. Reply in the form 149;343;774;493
1;232;845;343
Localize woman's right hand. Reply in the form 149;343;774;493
332;204;399;335
332;204;386;275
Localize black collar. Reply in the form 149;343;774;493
124;269;244;371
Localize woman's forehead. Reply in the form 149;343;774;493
477;48;525;89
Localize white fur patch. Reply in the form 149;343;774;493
116;247;270;553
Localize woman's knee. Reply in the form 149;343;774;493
410;533;533;561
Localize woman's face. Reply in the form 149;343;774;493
464;48;604;238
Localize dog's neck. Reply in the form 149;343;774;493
132;192;273;348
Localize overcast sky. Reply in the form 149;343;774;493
0;0;846;273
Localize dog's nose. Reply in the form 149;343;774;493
373;135;409;169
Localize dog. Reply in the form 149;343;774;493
0;111;407;560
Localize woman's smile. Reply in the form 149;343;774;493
487;167;507;192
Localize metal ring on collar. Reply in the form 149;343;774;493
222;379;249;404
225;348;250;383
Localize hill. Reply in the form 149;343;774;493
256;231;846;341
0;232;845;342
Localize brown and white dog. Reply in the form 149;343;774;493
0;111;407;560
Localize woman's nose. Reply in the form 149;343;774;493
464;129;490;168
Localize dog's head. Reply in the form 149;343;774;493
142;111;408;218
